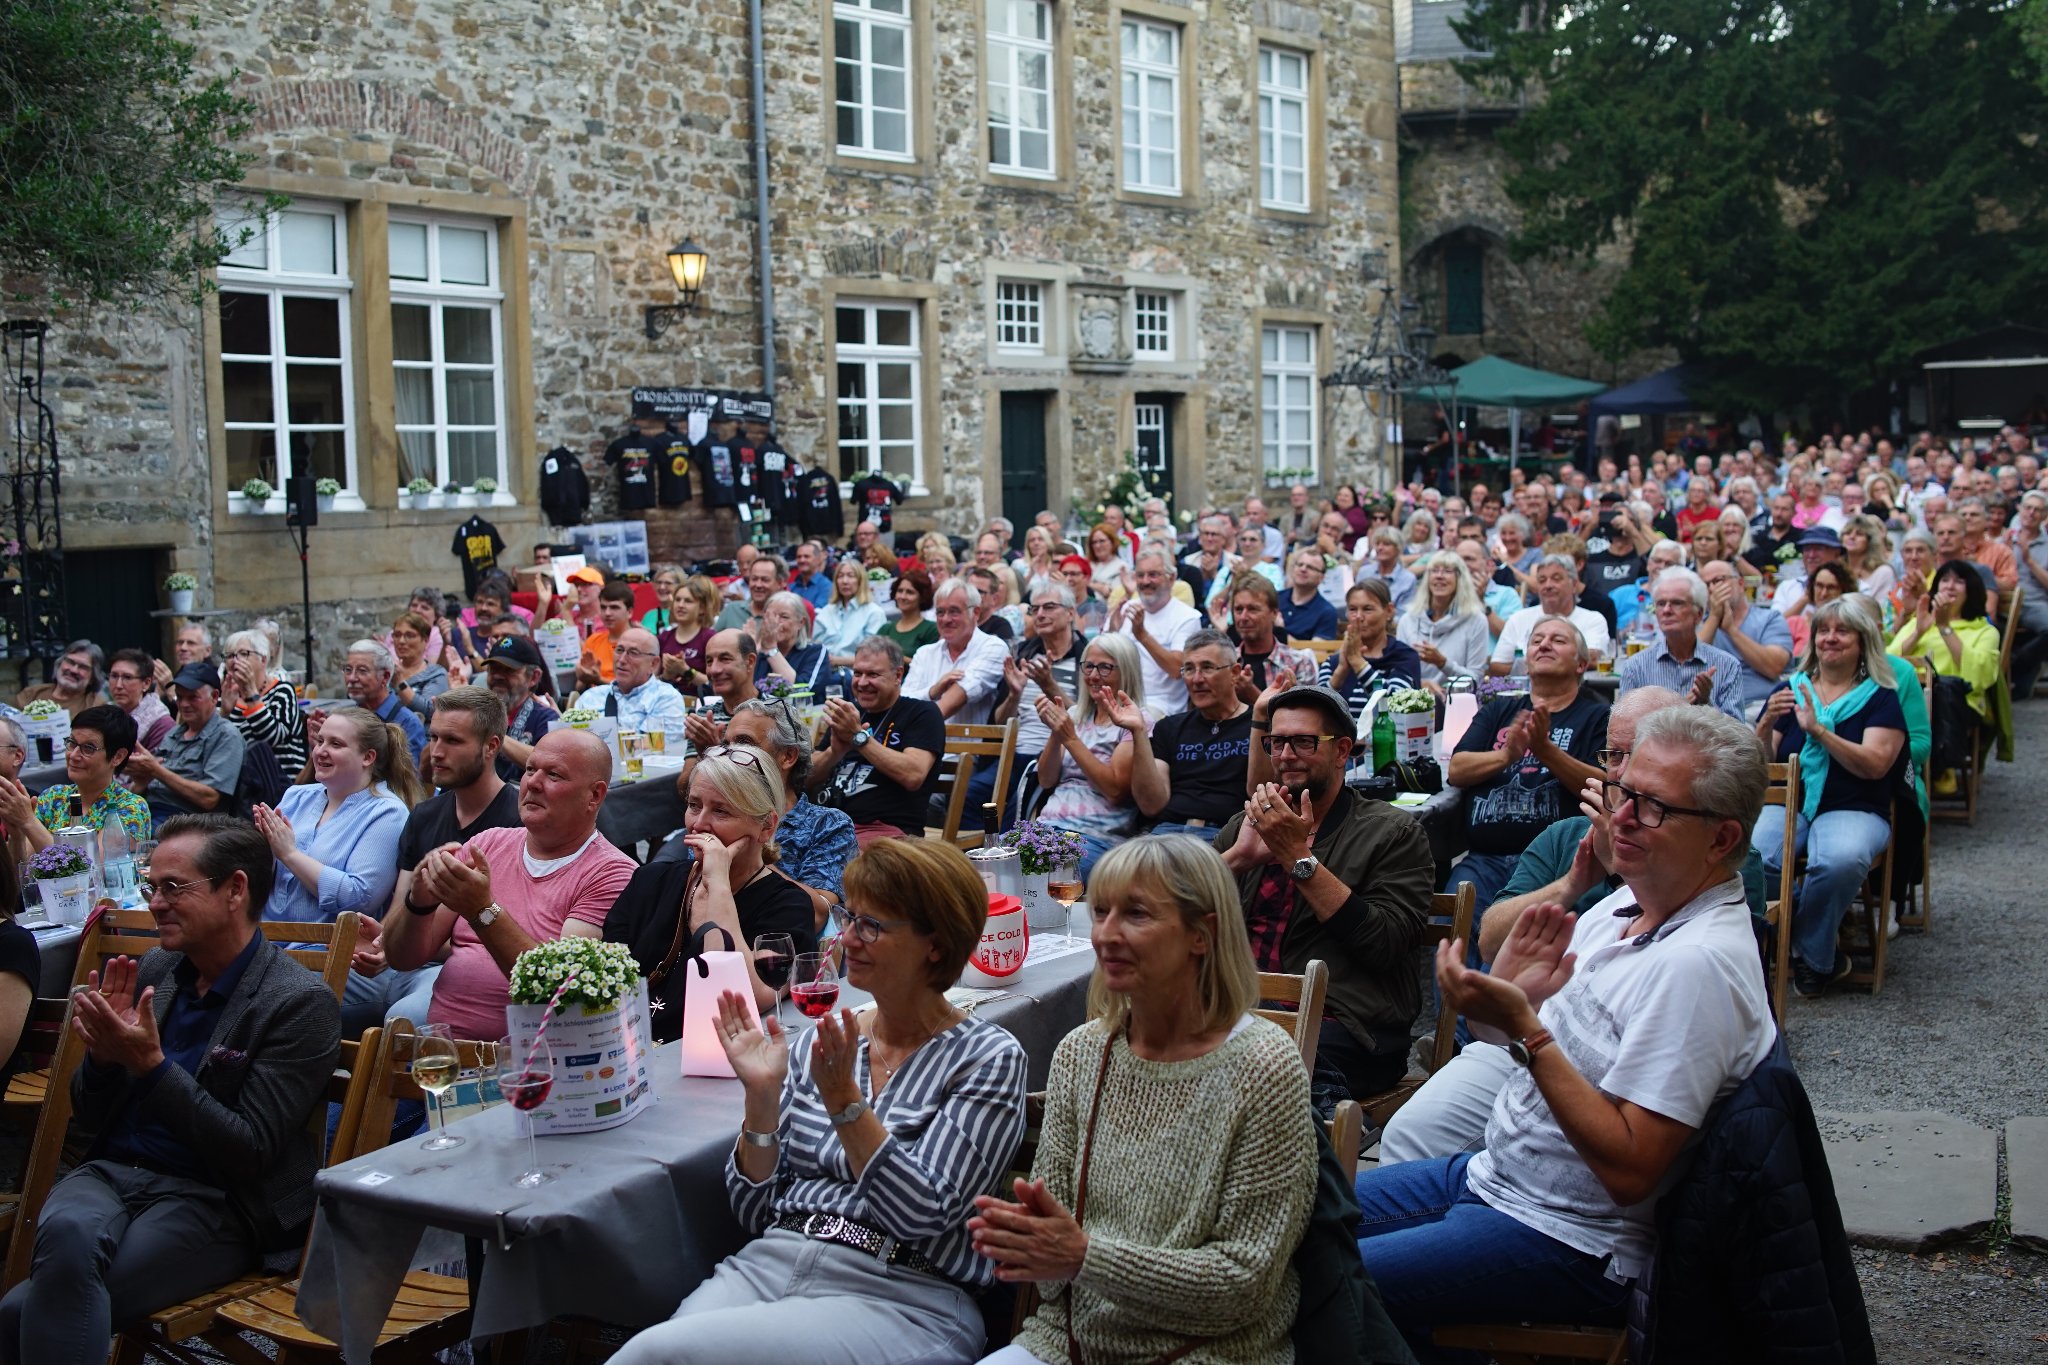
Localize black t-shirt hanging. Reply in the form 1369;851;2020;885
655;429;695;506
450;515;507;597
851;473;904;533
796;468;845;538
755;437;793;524
539;446;591;527
694;436;739;509
604;431;659;510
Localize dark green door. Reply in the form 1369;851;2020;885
1443;239;1485;336
999;392;1048;547
63;548;161;662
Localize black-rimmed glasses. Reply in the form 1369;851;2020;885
1260;733;1340;755
701;745;764;770
844;911;914;944
1601;779;1722;829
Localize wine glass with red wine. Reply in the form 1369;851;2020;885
754;932;796;1031
790;952;837;1034
1047;860;1084;940
498;1031;555;1188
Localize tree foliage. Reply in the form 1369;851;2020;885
0;0;270;310
1455;0;2048;415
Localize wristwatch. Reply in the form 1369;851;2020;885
1507;1028;1555;1068
474;902;505;930
828;1098;871;1127
1289;855;1320;882
851;727;873;749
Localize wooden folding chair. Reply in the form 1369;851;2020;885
1288;637;1343;672
1761;761;1800;1019
926;720;1016;851
1358;884;1475;1129
1933;589;2015;828
1254;959;1330;1073
1433;1323;1627;1364
1328;1099;1364;1185
1834;799;1895;996
3;993;88;1292
204;1021;476;1363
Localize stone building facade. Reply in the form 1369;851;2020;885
15;0;1401;678
1394;0;1669;387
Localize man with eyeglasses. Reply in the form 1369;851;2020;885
105;648;175;754
1355;707;1777;1355
334;639;426;766
811;636;943;846
0;815;340;1365
15;638;106;719
1450;617;1611;914
126;662;246;827
1130;630;1255;840
1618;567;1745;717
1694;559;1794;716
987;583;1087;828
1217;683;1434;1104
1379;687;1770;1166
902;580;1007;724
572;627;688;734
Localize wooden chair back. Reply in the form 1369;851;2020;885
1356;883;1476;1129
1254;959;1329;1073
73;907;359;1005
1329;1099;1364;1185
927;720;1016;850
3;995;85;1290
352;1017;505;1158
1289;638;1343;669
1761;760;1800;1020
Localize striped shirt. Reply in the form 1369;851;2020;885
726;1013;1028;1286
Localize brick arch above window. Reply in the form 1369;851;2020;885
243;80;536;196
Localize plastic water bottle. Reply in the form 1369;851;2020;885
98;820;139;907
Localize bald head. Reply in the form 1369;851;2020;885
1611;685;1686;761
614;627;658;689
517;727;614;846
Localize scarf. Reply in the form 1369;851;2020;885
1793;671;1879;823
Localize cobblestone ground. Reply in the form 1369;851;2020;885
1789;697;2048;1362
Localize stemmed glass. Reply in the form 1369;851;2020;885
413;1024;464;1151
1047;861;1085;940
754;932;796;1030
790;952;838;1034
498;1031;555;1188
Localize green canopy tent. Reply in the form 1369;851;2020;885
1412;355;1606;471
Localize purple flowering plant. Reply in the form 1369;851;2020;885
757;677;813;704
27;845;88;880
1000;821;1083;876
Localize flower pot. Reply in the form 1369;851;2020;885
316;495;337;514
37;873;93;926
167;588;194;614
454;492;481;508
503;978;656;1135
1020;875;1067;936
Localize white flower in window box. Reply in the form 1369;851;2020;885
314;477;341;512
230;477;276;514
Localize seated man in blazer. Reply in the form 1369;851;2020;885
0;813;341;1365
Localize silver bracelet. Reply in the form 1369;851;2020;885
739;1127;778;1149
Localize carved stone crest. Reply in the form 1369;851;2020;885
1069;285;1131;373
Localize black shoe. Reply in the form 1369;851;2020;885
1792;957;1854;998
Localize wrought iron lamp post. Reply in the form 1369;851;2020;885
1321;251;1457;491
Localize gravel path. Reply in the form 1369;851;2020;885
1788;695;2048;1362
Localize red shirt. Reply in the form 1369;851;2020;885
1675;503;1722;543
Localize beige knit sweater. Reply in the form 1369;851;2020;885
1014;1015;1317;1365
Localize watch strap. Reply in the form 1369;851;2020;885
1511;1028;1555;1065
475;902;504;929
828;1098;870;1127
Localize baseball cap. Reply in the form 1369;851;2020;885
567;566;606;585
172;661;221;691
481;637;546;671
1796;526;1843;551
1265;683;1357;740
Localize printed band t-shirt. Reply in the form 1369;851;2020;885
426;824;637;1041
822;695;944;832
851;473;904;532
1150;706;1254;826
451;515;507;598
655;430;695;506
604;432;659;510
1454;690;1610;857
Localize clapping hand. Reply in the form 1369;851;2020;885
0;776;34;831
808;1007;865;1114
1097;688;1147;734
251;802;296;859
1687;668;1716;707
73;956;164;1075
822;697;863;746
1247;782;1314;863
713;989;787;1098
684;709;724;751
970;1178;1089;1283
1035;693;1076;744
351;911;388;977
1488;902;1580;1012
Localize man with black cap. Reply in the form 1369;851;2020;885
1217;680;1436;1103
124;662;247;825
1768;524;1846;615
478;636;555;778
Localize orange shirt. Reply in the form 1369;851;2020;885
584;628;617;682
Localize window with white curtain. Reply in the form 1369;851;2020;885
389;215;507;493
836;300;923;487
1261;324;1318;475
835;0;914;158
1120;18;1181;194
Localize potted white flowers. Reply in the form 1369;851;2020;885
474;476;499;500
404;477;435;509
505;939;655;1135
232;477;274;513
314;477;341;512
162;571;197;615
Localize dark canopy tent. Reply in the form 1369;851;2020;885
1410;355;1606;469
1584;363;1713;463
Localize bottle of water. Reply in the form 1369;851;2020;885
98;820;139;908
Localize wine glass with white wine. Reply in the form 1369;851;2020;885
412;1024;465;1151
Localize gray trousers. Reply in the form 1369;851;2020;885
0;1159;255;1365
609;1227;985;1365
1376;1042;1516;1166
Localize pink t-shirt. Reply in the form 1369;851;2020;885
426;824;636;1041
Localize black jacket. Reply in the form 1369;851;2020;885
1629;1037;1875;1364
539;446;592;527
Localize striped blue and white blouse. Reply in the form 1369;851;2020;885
725;1013;1029;1286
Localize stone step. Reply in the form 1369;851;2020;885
2003;1118;2048;1250
1817;1110;1997;1251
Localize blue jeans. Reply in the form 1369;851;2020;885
1752;805;1891;974
1146;822;1225;847
1354;1154;1629;1364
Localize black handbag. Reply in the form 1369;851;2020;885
1925;673;1975;772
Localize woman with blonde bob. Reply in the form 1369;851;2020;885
603;742;818;1036
1397;550;1491;687
970;835;1317;1365
612;838;1028;1365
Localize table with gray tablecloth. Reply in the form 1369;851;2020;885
594;762;687;853
296;922;1099;1360
18;758;65;795
28;921;81;995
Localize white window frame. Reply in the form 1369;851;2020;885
835;0;915;161
835;300;926;494
995;280;1045;353
389;213;511;501
1258;45;1311;212
987;0;1055;178
1261;324;1318;480
215;201;360;512
1120;18;1182;195
1132;289;1175;358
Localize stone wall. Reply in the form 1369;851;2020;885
15;0;1404;677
